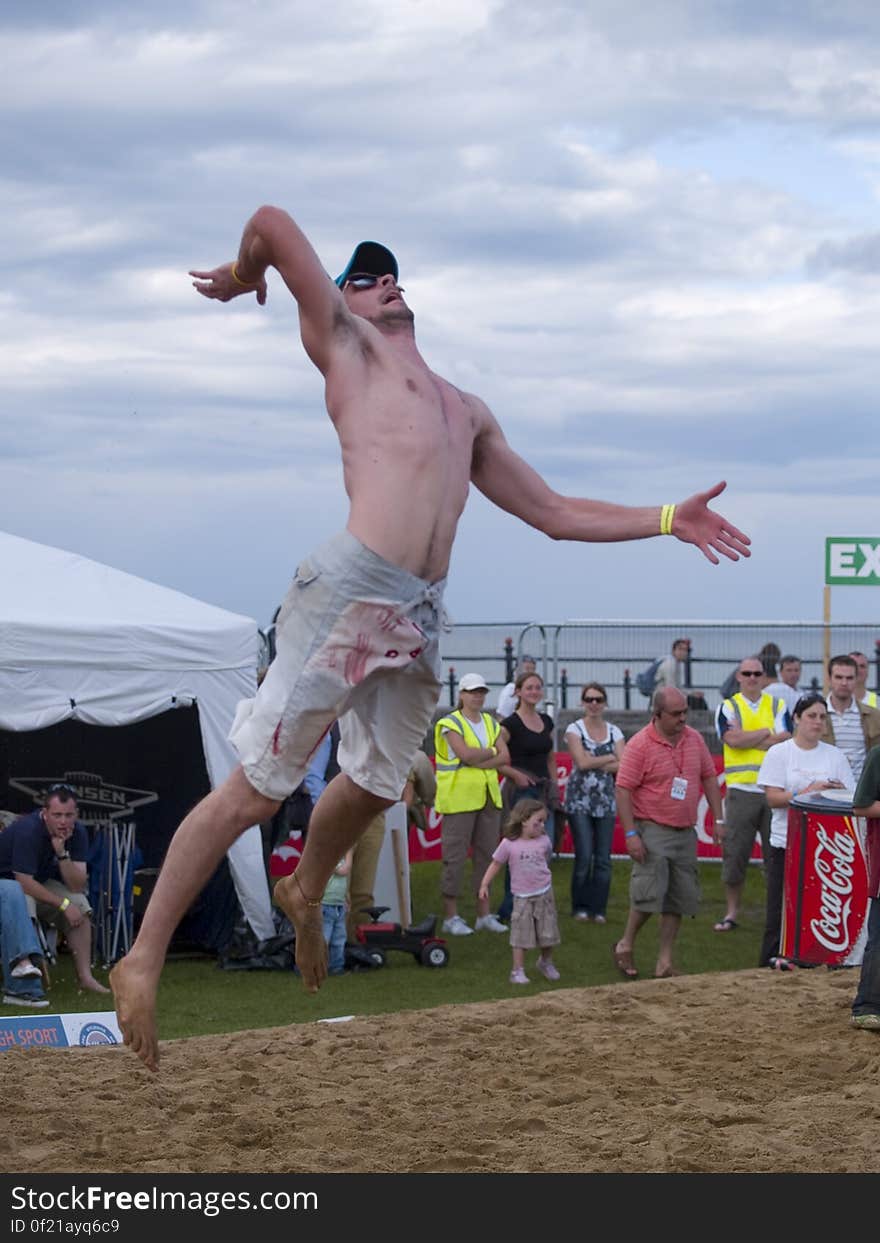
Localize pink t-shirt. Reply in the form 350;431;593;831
616;723;716;827
492;834;552;897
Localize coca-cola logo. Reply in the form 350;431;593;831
808;825;855;953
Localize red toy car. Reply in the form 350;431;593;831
355;906;450;968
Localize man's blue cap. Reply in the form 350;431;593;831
335;241;398;288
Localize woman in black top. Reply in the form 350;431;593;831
500;672;557;806
496;671;559;919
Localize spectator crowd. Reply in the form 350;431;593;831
3;644;879;1040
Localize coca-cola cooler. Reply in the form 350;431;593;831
782;791;870;965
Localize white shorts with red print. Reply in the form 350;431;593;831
229;530;446;802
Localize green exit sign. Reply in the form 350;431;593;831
825;538;880;585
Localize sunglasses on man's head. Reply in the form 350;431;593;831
47;782;75;795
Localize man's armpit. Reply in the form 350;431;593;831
330;306;377;358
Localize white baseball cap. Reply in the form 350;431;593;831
459;672;490;692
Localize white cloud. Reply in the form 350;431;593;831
2;3;880;627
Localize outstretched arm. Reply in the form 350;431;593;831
470;405;750;564
189;205;355;373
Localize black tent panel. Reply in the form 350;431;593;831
0;705;238;951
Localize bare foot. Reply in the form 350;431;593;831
109;956;160;1072
78;976;111;994
274;872;328;994
612;940;638;977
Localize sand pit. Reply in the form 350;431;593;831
2;967;878;1174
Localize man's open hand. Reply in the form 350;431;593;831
189;263;267;305
672;481;751;564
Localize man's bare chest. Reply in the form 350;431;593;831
332;363;479;455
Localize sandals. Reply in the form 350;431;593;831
612;943;638;979
714;917;738;932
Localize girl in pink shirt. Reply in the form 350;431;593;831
479;799;561;985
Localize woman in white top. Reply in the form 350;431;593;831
757;693;854;970
563;682;625;923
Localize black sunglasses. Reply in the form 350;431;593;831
583;696;606;704
740;671;763;678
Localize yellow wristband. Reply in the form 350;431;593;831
660;503;676;536
59;897;70;912
231;262;252;287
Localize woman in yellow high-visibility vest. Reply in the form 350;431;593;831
434;672;510;936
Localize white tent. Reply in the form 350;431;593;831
0;530;274;941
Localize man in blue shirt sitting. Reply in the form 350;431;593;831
0;785;108;994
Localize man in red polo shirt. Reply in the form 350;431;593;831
612;687;724;980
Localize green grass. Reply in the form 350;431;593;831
31;858;769;1043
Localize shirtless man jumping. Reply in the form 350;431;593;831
110;205;750;1070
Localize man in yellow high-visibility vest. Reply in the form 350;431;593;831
714;656;790;932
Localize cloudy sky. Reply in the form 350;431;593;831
3;0;880;630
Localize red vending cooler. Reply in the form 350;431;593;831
782;791;870;966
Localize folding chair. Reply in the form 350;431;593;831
91;821;136;967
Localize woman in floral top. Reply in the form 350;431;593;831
564;682;625;922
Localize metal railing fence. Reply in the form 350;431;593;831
438;619;880;713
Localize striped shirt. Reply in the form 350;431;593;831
825;697;866;783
